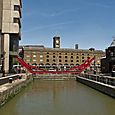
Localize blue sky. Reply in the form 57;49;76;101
21;0;115;50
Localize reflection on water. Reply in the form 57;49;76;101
0;80;115;115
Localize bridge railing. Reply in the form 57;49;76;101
79;73;115;86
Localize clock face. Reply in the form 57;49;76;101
56;45;59;48
56;40;59;43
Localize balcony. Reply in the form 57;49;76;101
14;5;22;18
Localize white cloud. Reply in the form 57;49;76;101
23;21;76;33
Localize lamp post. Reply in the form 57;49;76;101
97;60;100;73
93;55;96;74
1;51;6;77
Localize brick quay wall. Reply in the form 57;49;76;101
76;73;115;98
0;74;33;107
33;74;76;80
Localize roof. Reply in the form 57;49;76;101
23;46;104;54
20;45;44;48
110;39;115;47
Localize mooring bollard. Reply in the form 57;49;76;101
9;78;13;83
18;75;22;79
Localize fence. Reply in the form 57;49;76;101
0;74;21;85
80;73;115;86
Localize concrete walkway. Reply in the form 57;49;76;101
0;73;27;93
0;78;26;93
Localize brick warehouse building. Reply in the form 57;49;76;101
20;36;105;71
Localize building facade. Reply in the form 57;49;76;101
21;37;105;71
0;0;22;73
101;39;115;73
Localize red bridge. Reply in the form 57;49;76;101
16;56;95;75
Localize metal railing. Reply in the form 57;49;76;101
0;74;21;85
80;73;115;86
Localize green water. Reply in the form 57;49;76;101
0;80;115;115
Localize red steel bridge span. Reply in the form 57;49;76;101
16;56;95;75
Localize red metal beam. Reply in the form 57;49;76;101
16;56;95;75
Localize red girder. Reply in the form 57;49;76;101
16;56;95;75
65;57;92;72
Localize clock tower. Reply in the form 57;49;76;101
53;36;60;48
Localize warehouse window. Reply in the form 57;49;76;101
82;56;84;59
65;60;68;62
33;55;36;57
40;59;43;62
46;59;49;62
65;56;67;58
40;55;43;58
71;60;73;62
65;53;67;55
82;60;84;62
47;55;49;58
59;60;62;62
53;59;55;62
33;60;36;62
76;60;79;62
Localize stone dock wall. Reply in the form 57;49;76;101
76;74;115;98
0;74;33;107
